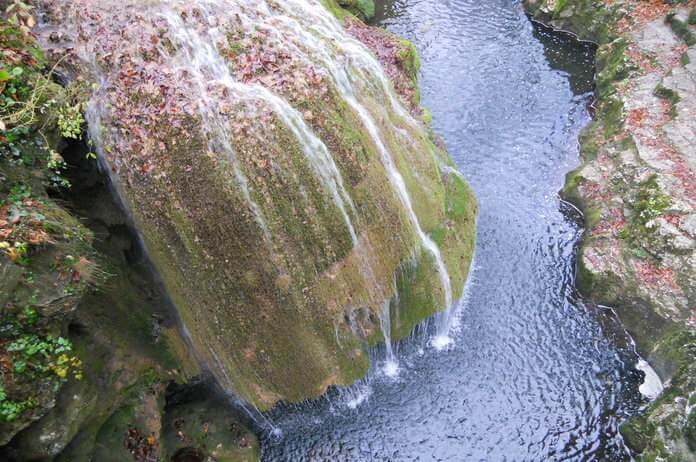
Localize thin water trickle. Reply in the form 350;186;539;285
378;300;400;377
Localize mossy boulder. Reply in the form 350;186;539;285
523;0;622;43
162;388;259;462
620;330;696;461
338;0;376;21
37;0;477;410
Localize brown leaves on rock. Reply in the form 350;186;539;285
124;426;159;462
0;198;51;262
614;0;690;32
633;259;682;292
344;16;420;113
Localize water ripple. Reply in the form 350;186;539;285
261;0;644;460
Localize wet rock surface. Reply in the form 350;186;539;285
33;0;476;409
526;0;696;459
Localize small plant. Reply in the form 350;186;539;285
619;176;670;245
56;103;85;140
635;179;670;225
21;306;38;325
46;150;71;188
7;334;82;380
7;241;29;264
6;183;31;205
5;1;36;35
0;384;36;423
666;12;696;46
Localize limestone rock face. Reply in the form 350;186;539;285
525;1;695;460
37;0;477;409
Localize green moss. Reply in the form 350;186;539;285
525;0;620;42
619;175;670;245
561;167;585;206
621;414;657;454
553;0;569;16
592;38;632;140
600;96;624;138
319;0;351;20
686;408;696;452
681;51;691;66
654;84;681;119
575;248;596;294
398;39;421;81
338;0;375;21
667;12;696;46
391;254;441;340
596;39;631;95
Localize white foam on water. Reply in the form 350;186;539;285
343;384;372;409
637;359;663;400
430;334;454;351
382;359;400;378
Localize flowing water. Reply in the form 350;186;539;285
261;0;649;460
161;4;368;246
265;0;455;314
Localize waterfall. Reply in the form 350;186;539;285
243;0;454;313
162;0;454;326
41;0;472;410
431;164;475;345
160;3;359;246
378;300;399;377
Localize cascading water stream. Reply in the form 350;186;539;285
378;300;399;377
160;3;359;246
162;0;456;330
237;0;455;323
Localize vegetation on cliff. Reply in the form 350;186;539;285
0;11;95;444
525;0;696;459
0;4;259;460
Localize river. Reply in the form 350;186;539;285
260;1;646;459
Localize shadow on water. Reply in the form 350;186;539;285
259;0;648;460
530;20;597;96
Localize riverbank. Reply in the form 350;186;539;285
525;0;695;459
